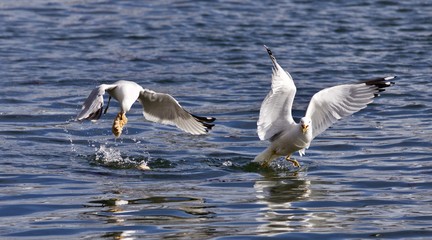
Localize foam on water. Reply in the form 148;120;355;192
93;144;150;170
1;0;431;239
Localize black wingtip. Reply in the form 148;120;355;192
263;45;280;71
203;122;215;132
191;114;216;123
263;45;273;56
363;76;396;97
364;76;396;88
191;114;216;132
77;106;103;121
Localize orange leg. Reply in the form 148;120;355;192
285;155;300;167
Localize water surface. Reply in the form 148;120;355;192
1;0;432;239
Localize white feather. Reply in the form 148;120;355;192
76;80;214;136
255;45;395;166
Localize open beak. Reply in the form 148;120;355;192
302;124;309;134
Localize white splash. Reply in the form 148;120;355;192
94;145;150;170
222;160;233;167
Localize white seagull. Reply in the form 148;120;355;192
254;45;395;167
76;80;215;137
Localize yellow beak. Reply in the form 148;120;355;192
302;124;309;134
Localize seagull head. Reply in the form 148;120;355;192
300;117;311;134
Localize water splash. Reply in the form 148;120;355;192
222;160;233;167
93;145;150;170
61;120;77;153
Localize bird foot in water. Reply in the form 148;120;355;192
285;156;300;168
112;112;128;137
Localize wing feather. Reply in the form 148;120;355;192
305;76;395;139
76;84;117;121
138;89;215;135
257;46;297;140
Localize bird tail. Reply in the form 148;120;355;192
253;147;278;166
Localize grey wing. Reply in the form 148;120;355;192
76;84;116;121
305;76;395;139
257;46;297;141
138;89;215;135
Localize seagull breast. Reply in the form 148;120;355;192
108;80;142;113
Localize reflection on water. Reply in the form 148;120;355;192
102;230;137;240
82;190;215;239
254;172;312;235
1;0;432;238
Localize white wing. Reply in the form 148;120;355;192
257;46;297;141
138;89;215;135
305;76;396;139
76;84;117;121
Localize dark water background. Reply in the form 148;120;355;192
1;0;431;239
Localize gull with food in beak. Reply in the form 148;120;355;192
76;80;215;138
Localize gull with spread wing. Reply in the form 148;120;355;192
76;80;215;137
254;45;395;167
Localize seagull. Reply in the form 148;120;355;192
254;45;395;167
76;80;215;137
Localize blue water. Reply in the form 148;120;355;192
1;0;431;239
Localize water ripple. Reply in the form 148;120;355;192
1;0;431;239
